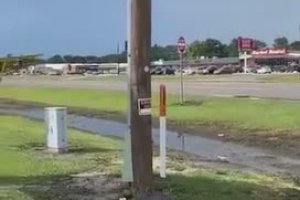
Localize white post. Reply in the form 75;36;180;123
160;116;167;178
160;84;167;178
45;107;68;153
244;51;248;74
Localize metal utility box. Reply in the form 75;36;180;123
45;107;68;153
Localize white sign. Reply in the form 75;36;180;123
252;48;287;56
138;98;151;116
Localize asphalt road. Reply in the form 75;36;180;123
2;75;300;100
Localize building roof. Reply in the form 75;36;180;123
151;57;239;66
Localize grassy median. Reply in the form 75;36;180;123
1;116;299;200
1;86;300;132
260;74;300;83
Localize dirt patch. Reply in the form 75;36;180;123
20;173;126;200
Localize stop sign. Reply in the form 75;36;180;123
177;36;186;54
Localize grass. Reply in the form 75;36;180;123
1;86;300;133
167;97;300;131
159;169;300;200
1;116;299;200
158;152;300;200
0;87;126;113
260;74;300;83
72;73;300;84
0;116;120;179
0;115;121;199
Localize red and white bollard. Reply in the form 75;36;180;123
160;84;167;178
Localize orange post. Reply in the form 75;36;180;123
160;84;166;117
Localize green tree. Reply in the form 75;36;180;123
203;39;228;57
254;40;267;49
63;55;73;63
151;44;178;61
226;39;238;57
71;56;87;63
188;40;206;59
289;41;300;51
273;37;289;48
47;55;64;63
188;39;228;59
85;56;98;63
98;53;126;63
164;45;179;60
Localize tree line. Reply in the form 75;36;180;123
45;37;300;63
188;37;300;59
45;44;179;64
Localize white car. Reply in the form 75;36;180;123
257;66;272;74
183;68;196;75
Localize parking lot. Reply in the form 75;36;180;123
2;74;300;100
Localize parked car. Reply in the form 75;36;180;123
183;68;196;75
151;67;163;75
195;67;206;74
244;66;257;73
47;70;62;76
162;66;176;75
257;66;272;74
203;65;217;74
214;65;238;75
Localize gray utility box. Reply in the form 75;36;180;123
45;107;68;153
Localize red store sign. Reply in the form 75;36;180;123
251;48;288;56
238;37;255;51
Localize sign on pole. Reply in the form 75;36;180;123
177;36;186;54
138;98;151;116
177;36;186;105
237;37;255;52
237;37;255;74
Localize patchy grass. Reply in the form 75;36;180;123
158;168;300;200
0;115;121;199
260;74;300;83
0;116;299;200
155;152;300;200
2;86;300;134
0;87;126;113
166;97;300;132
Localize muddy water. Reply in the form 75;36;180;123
1;103;300;177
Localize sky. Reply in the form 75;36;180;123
0;0;300;57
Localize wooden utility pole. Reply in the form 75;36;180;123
130;0;153;193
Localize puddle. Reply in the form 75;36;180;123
0;103;300;177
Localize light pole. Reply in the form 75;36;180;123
180;52;184;104
177;36;186;105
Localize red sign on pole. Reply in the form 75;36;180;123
177;36;186;54
238;37;255;51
